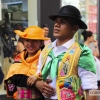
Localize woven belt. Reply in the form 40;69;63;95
18;98;44;100
17;87;44;99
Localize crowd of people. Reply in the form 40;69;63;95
0;4;100;100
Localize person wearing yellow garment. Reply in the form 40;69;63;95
27;5;98;100
4;26;49;100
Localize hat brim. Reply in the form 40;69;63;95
20;36;50;40
14;31;50;40
49;14;87;29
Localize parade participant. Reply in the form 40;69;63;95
4;26;49;100
30;5;97;100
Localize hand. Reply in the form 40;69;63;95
46;79;52;84
93;39;98;47
27;75;37;86
35;80;55;97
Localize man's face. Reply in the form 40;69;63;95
53;17;78;40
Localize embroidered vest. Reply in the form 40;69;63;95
41;42;83;100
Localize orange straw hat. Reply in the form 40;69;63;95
14;26;50;40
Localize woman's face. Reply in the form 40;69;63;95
23;39;43;57
88;35;94;43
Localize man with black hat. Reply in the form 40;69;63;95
29;5;97;100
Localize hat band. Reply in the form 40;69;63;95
59;12;81;19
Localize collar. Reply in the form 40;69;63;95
52;38;75;49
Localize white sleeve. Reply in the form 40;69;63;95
36;53;43;74
95;57;100;80
78;67;98;90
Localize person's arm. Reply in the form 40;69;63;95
78;45;98;100
93;40;99;57
35;79;55;97
27;73;55;97
78;67;98;100
27;53;43;86
27;53;55;97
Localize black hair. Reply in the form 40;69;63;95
81;30;93;41
41;24;48;28
18;37;24;44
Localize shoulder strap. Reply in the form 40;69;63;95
41;43;53;70
58;42;82;77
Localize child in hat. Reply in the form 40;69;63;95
4;26;49;100
29;5;98;100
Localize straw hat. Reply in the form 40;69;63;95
14;26;50;40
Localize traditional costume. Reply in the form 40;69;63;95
36;40;97;100
35;5;97;100
4;26;49;100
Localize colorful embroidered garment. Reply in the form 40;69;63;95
42;50;65;80
4;50;44;99
38;43;96;100
78;44;96;73
17;86;43;99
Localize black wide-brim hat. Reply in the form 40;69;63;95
49;5;87;29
